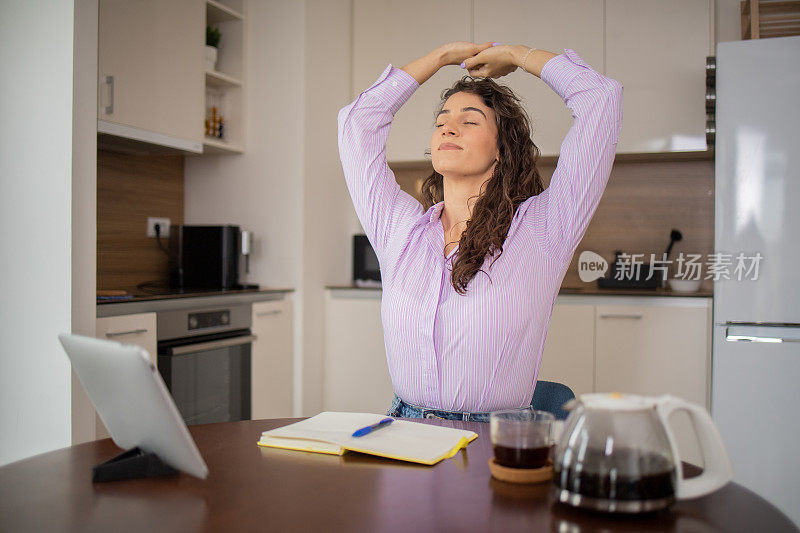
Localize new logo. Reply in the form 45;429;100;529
578;251;608;282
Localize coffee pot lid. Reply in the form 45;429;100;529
573;392;659;411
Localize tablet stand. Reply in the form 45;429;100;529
92;447;178;482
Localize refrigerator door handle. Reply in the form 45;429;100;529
724;324;800;343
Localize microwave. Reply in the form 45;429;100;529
353;234;381;285
170;225;254;290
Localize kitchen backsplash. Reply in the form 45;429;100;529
97;149;184;292
98;149;713;294
391;156;714;291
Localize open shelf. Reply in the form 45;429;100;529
204;0;245;154
207;0;242;23
206;70;242;88
203;137;244;154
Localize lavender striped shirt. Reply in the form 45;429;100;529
337;49;623;412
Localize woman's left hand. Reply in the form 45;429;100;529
462;44;519;79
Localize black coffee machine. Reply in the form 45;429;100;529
169;225;256;290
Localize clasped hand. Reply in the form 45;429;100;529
438;41;520;79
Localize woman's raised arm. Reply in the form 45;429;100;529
337;42;495;262
464;45;623;265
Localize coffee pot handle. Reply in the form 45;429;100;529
655;395;734;500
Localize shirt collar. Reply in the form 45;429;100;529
427;201;445;225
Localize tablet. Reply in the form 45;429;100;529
58;333;209;479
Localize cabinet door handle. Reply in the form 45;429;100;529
599;313;643;319
105;328;148;337
256;310;282;317
105;75;114;115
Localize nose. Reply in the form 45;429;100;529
440;120;460;136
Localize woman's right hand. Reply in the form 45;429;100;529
436;41;497;68
401;41;496;86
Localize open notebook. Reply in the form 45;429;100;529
258;412;479;466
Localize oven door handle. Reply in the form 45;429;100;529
168;335;258;356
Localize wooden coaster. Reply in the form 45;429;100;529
488;457;553;484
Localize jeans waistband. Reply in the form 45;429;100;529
399;396;492;417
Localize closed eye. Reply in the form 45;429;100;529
435;122;478;127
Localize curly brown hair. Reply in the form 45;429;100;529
422;75;545;295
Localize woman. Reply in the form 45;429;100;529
337;41;623;422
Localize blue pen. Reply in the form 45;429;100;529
352;417;393;437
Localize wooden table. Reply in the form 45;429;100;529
0;418;796;532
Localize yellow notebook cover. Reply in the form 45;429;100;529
257;412;478;465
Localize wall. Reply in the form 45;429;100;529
184;0;308;414
303;0;354;416
716;0;745;44
0;1;75;465
71;0;99;445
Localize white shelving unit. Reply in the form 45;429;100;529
206;70;242;88
207;0;241;22
204;0;245;154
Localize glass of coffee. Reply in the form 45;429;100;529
490;408;555;469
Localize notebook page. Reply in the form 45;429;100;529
258;435;343;455
261;412;388;443
337;419;477;464
261;412;478;464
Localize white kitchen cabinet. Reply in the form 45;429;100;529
324;290;393;413
605;0;712;153
594;303;710;404
95;312;157;362
94;312;158;439
98;0;205;152
474;0;605;157
357;0;712;160
541;296;711;405
251;298;294;419
542;296;711;465
352;0;472;162
595;301;712;466
539;302;595;397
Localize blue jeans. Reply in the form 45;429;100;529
385;393;507;423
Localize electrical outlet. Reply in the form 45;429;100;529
146;217;171;238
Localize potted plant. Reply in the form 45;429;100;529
206;26;221;71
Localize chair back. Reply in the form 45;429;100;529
530;380;575;420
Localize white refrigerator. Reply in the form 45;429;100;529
713;35;800;526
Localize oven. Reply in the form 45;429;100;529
156;304;256;426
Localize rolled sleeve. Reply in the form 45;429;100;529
539;49;591;102
363;64;420;115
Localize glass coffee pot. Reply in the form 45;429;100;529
552;393;733;513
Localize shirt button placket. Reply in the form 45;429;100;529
423;259;442;407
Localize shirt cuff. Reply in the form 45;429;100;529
539;48;592;102
363;64;420;115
